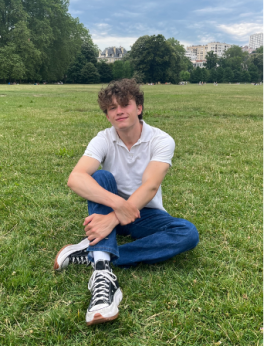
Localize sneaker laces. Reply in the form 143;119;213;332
69;251;90;265
88;270;117;307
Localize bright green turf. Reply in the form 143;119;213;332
0;83;262;345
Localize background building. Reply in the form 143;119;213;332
249;33;263;50
186;42;232;60
98;46;127;63
241;45;254;54
186;41;232;68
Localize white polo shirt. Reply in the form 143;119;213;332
83;121;175;210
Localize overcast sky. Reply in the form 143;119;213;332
68;0;263;50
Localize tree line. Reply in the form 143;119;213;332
190;45;263;83
0;1;262;84
66;35;193;85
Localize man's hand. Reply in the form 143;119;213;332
83;212;119;246
113;199;140;225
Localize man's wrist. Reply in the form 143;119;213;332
109;211;120;227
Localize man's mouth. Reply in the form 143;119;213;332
116;117;128;121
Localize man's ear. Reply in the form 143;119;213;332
137;104;143;115
106;113;110;121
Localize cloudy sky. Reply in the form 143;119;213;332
68;0;263;50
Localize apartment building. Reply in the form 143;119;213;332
186;42;232;60
249;33;263;50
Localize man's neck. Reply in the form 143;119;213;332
115;120;143;151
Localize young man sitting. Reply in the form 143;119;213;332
54;79;199;326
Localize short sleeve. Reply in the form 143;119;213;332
150;133;175;166
83;133;108;164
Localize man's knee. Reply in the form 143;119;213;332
184;220;199;249
92;170;117;193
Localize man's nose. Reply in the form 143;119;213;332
116;105;124;114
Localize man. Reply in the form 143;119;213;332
54;79;199;326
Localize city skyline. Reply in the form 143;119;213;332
68;0;263;50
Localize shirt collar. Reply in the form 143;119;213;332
110;120;152;144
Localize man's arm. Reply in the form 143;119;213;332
127;161;170;209
67;156;140;245
84;160;170;245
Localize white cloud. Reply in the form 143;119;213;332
91;34;138;50
193;6;231;14
218;22;263;41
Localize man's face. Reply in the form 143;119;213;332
106;97;142;131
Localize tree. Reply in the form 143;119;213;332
246;48;263;81
130;34;180;83
190;67;203;83
241;70;251;83
179;70;190;81
81;62;100;84
66;41;99;83
97;61;113;83
167;37;193;73
224;45;245;59
81;41;98;65
112;60;124;79
232;69;241;83
0;0;93;81
216;67;224;83
208;68;217;83
255;46;263;53
0;44;25;81
248;64;260;82
204;51;218;69
123;61;133;78
223;67;234;83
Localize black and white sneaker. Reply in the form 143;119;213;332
54;238;90;271
86;260;123;325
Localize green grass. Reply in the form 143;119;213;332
0;83;262;345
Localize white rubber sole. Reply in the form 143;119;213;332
86;288;123;325
54;238;90;270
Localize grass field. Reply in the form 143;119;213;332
0;83;262;345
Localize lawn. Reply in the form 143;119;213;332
0;83;262;345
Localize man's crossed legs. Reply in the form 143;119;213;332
54;170;199;325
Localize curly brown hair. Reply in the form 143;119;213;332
97;79;144;119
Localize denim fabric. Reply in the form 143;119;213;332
86;170;199;267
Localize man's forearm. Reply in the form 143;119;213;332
67;172;123;210
128;180;159;211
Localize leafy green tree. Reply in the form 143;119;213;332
81;41;98;65
246;49;263;81
130;34;180;83
204;51;218;69
248;64;260;82
224;45;245;59
67;41;98;83
201;68;209;82
232;69;242;83
67;53;86;83
167;37;193;73
0;44;25;81
123;61;133;78
97;61;113;83
112;60;124;79
255;46;263;53
179;70;190;81
208;68;217;83
241;70;251;83
190;67;202;83
81;62;100;84
0;0;92;81
223;67;234;83
216;67;224;83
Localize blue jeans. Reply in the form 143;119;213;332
86;170;199;267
